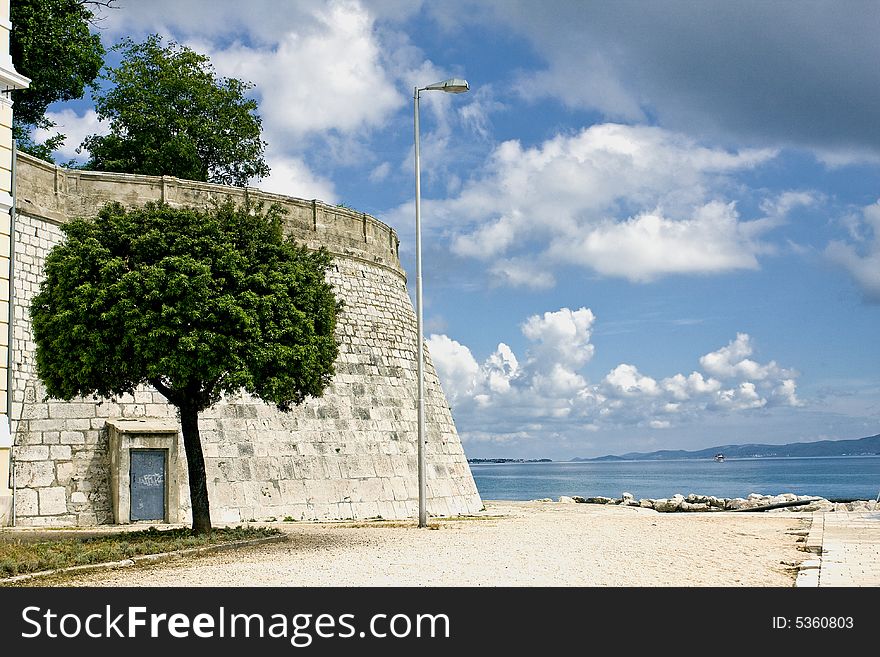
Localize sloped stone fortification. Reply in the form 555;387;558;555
10;153;482;525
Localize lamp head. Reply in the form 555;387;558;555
424;78;470;94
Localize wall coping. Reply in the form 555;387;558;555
14;152;404;277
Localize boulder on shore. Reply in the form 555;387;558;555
680;501;710;512
707;496;725;509
565;491;869;513
558;496;576;504
653;498;681;513
582;496;614;504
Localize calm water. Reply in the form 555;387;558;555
470;456;880;501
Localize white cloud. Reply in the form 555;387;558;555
759;190;819;220
521;307;596;370
258;153;337;203
715;382;767;411
661;372;721;401
771;379;801;407
369;162;392;183
456;85;504;138
826;200;880;302
437;123;777;284
483;343;519;394
34;109;108;162
426;334;481;403
603;364;660;398
427;307;803;444
699;333;793;381
488;259;556;290
813;148;880;169
555;202;765;282
208;2;404;140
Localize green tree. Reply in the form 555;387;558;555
83;35;269;186
10;0;105;160
31;201;341;533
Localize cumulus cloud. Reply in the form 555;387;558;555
554;202;765;282
603;364;660;398
207;2;404;140
258;152;337;203
521;307;596;370
426;334;481;404
436;123;778;284
826;200;880;302
428;307;804;444
699;333;793;381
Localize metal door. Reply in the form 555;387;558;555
130;450;166;521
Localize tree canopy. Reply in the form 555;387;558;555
10;0;105;160
83;35;270;186
31;201;341;532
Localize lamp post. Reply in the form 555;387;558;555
413;77;469;528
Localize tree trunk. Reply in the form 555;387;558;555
179;403;212;534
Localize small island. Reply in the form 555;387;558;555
467;458;553;464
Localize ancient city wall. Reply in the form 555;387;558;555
9;152;482;526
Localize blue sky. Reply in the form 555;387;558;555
34;1;880;458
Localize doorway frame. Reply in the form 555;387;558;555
107;419;180;524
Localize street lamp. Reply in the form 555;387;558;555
413;77;469;528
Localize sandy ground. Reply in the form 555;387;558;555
40;501;809;587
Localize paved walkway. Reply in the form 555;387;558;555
799;511;880;586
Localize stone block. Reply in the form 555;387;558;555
49;445;71;460
39;487;68;515
279;479;308;502
40;431;60;445
353;477;384;503
121;404;146;418
59;431;85;445
55;461;75;482
17;514;77;527
48;402;97;419
133;390;154;404
14;445;49;461
94;402;122;418
372;455;394;477
76;512;99;525
15;487;39;516
15;460;55;487
61;419;91;431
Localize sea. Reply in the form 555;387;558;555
469;456;880;502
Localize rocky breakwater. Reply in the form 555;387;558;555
553;492;879;513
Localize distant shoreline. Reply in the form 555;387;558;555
469;454;880;464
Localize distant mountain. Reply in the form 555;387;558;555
572;434;880;462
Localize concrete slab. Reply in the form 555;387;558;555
814;511;880;587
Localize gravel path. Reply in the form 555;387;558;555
45;501;809;587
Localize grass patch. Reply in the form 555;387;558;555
0;526;281;579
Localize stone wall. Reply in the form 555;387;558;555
9;153;482;526
1;0;31;518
